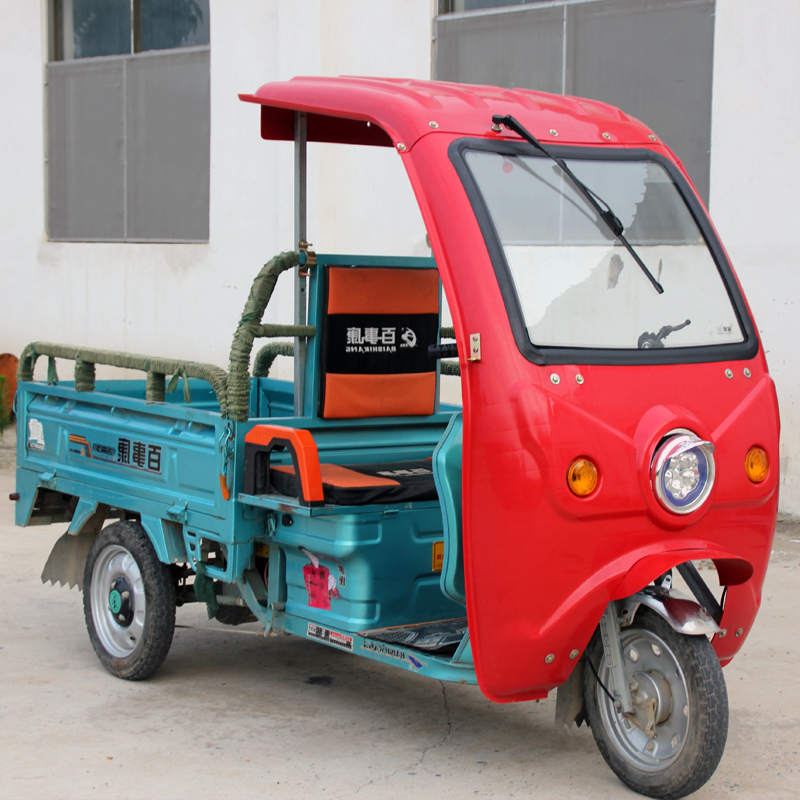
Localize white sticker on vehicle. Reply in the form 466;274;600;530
28;418;45;451
307;623;353;651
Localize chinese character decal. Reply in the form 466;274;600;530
118;438;131;465
116;438;162;474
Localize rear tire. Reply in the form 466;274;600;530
83;520;176;680
584;608;728;799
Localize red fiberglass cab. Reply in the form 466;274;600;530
249;78;778;796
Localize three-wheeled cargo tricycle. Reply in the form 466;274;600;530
12;77;780;798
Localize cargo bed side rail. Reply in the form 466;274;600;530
18;342;230;416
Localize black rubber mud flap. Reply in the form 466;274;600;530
554;659;587;730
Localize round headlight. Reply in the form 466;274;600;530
652;431;715;515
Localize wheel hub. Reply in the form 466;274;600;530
90;542;147;659
109;577;134;627
631;670;674;728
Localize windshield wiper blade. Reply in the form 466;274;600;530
492;114;664;295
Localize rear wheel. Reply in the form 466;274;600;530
83;520;176;680
584;608;728;799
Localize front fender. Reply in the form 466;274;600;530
535;544;753;694
620;590;721;636
613;547;752;599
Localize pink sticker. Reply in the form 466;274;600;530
303;563;332;609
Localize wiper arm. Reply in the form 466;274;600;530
638;318;691;349
492;114;664;295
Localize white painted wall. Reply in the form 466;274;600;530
3;0;797;511
0;0;434;387
710;0;800;514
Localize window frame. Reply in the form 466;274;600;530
49;0;210;61
45;1;210;244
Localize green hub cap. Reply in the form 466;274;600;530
108;576;134;627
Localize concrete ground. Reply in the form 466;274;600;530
1;425;799;800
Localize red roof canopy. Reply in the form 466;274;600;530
240;76;657;150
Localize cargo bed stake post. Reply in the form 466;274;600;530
294;111;308;417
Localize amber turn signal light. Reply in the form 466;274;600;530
567;458;598;496
745;447;769;483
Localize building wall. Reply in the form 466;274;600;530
710;0;800;514
0;0;434;387
2;0;798;513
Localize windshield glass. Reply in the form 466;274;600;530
464;150;744;350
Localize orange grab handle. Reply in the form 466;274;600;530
245;424;325;505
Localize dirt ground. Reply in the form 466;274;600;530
1;424;799;800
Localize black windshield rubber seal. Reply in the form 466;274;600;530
449;137;759;367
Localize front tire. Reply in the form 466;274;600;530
584;608;728;799
83;520;176;680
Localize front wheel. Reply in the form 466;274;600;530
83;520;176;680
584;608;728;799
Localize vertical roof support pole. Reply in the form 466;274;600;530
293;111;308;417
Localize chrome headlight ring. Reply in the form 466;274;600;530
652;430;716;515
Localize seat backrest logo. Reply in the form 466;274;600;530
400;327;417;348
